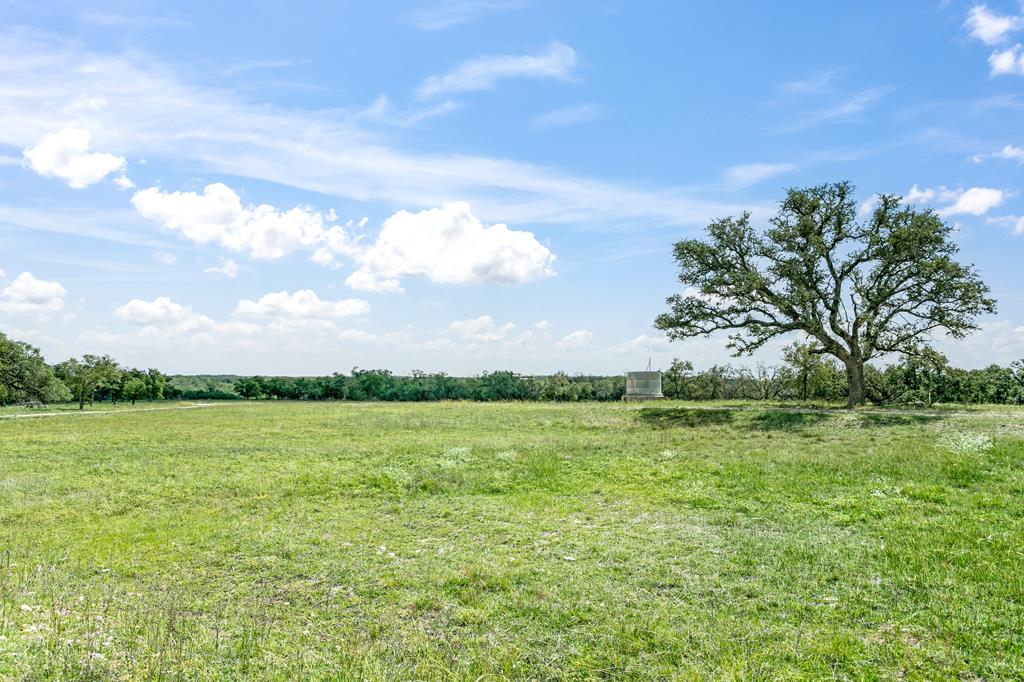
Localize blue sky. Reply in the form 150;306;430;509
1;0;1022;375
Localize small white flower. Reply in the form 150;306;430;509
938;431;994;455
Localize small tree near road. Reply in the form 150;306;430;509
655;182;996;406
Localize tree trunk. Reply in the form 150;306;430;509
78;395;85;410
845;360;866;407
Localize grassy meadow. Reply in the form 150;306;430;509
0;401;1022;680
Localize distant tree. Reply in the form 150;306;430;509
0;332;69;405
234;377;265;400
742;363;790;401
656;182;996;406
122;377;147;405
54;358;94;410
663;359;695;399
144;369;167;400
782;342;828;401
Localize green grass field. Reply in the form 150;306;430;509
1;401;1022;680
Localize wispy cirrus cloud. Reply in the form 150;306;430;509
418;42;577;98
780;69;844;94
0;31;759;233
220;58;304;76
724;162;795;187
410;0;527;30
776;87;893;133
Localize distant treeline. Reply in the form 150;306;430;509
2;330;1023;407
173;348;1024;406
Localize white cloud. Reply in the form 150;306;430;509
132;183;335;259
0;272;66;314
988;45;1024;75
0;33;758;232
344;270;404;293
418;42;577;98
965;5;1023;45
205;257;241;278
973;144;1024;163
450;315;516;342
532;104;604;129
115;296;194;325
234;290;370;319
114;296;259;338
724;162;795;187
348;202;555;291
904;185;1005;217
152;251;176;265
938;187;1005;217
857;194;880;217
113;175;135;190
22;128;126;188
554;329;593;351
0;268;5;279
310;218;368;269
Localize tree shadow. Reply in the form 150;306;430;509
859;413;943;427
637;407;736;429
746;410;830;431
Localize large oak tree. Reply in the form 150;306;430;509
655;182;996;406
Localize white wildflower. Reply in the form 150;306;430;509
938;431;994;455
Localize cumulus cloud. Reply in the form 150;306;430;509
988;45;1024;75
22;128;127;188
132;183;333;259
344;270;404;293
130;181;553;293
348;202;555;292
205;257;241;278
115;296;259;337
965;5;1023;45
115;296;194;325
450;315;516;343
418;42;577;98
939;188;1005;217
554;329;593;351
234;290;370;319
0;272;66;314
904;185;1005;217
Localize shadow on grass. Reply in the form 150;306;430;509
860;413;943;427
638;406;945;432
746;410;830;431
637;407;736;429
